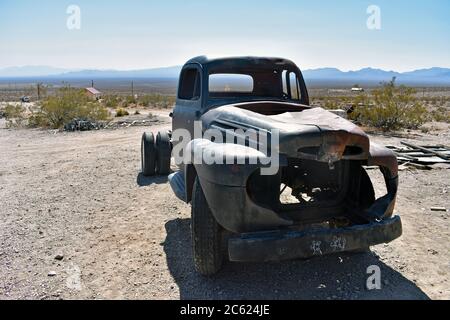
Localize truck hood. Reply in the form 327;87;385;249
201;103;370;162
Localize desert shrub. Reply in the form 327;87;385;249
115;108;129;117
3;104;26;127
420;126;430;133
323;99;338;109
27;112;46;128
103;95;121;108
431;106;450;123
28;87;110;129
138;94;175;108
3;104;25;119
89;103;110;121
349;78;427;131
125;95;137;105
312;96;352;110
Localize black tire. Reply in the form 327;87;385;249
155;131;171;175
191;177;223;275
141;132;156;176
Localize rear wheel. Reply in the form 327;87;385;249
191;177;224;275
155;131;171;175
141;132;156;176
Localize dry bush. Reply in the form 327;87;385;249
103;95;122;108
3;104;26;128
28;87;110;129
138;94;175;108
431;106;450;123
3;104;25;119
311;96;351;110
102;94;175;110
115;108;129;117
349;78;427;131
117;95;137;108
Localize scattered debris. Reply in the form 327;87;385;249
386;142;450;169
401;142;450;161
430;207;447;212
104;118;160;129
54;254;64;261
64;118;105;132
398;162;432;171
62;115;161;132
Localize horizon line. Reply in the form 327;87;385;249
1;65;450;75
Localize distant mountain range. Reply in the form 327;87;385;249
301;67;450;86
58;66;182;79
0;66;74;77
0;66;181;78
1;65;450;86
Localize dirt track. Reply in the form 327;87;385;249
0;118;449;300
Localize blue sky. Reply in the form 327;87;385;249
0;0;449;71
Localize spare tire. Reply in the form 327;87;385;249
156;131;171;175
141;132;156;176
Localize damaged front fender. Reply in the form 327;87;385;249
186;139;292;232
364;142;399;220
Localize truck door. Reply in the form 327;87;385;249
172;64;202;139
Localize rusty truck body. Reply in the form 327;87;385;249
141;56;402;275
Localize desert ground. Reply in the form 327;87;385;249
0;108;448;300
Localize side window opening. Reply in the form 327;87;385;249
179;68;201;100
281;70;288;96
289;72;300;100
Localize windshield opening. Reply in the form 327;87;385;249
207;69;303;103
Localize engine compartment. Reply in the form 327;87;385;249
246;159;377;226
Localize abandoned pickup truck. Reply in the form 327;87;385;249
140;56;402;275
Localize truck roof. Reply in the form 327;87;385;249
185;56;299;71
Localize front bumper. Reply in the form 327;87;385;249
228;215;402;262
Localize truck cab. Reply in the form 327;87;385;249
172;56;310;138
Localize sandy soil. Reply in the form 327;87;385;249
0;117;449;300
